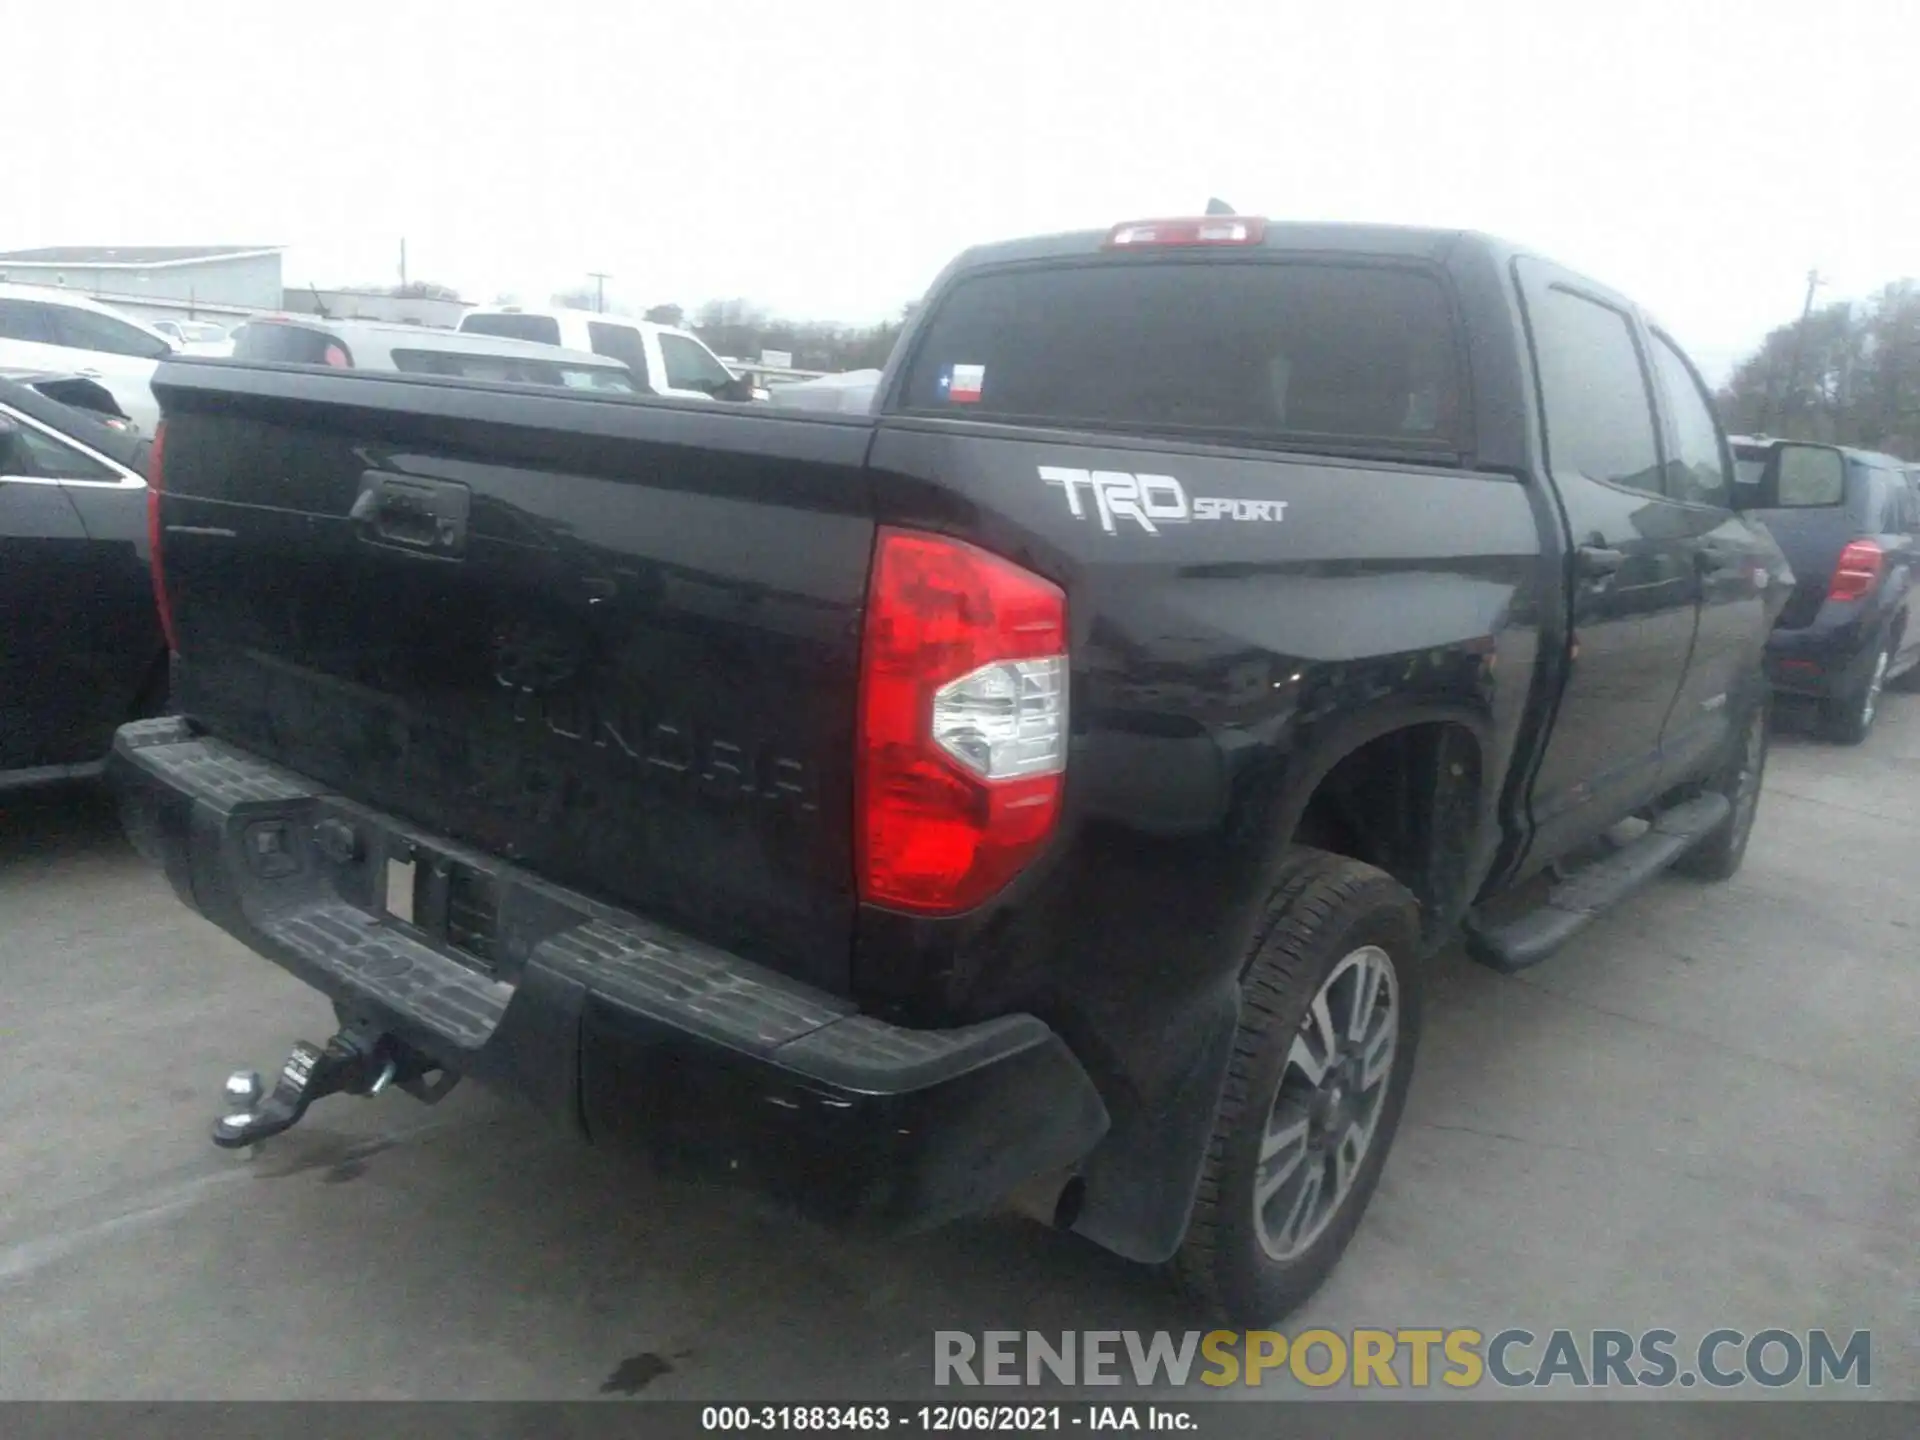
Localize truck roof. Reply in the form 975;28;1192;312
940;218;1648;324
946;219;1536;273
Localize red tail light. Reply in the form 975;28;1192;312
1829;539;1884;602
1103;216;1267;248
146;420;180;654
857;528;1069;915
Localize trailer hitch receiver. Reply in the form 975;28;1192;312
213;1030;457;1149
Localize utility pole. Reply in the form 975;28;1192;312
588;272;612;313
1780;269;1824;432
399;238;408;292
1760;269;1824;434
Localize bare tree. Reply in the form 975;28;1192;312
689;298;911;372
1719;283;1920;457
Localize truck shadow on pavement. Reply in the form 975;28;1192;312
0;781;128;868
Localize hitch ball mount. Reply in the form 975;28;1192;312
214;1028;459;1150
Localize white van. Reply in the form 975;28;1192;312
455;308;751;402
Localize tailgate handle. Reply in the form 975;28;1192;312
351;472;470;557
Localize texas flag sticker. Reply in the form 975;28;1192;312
947;363;985;403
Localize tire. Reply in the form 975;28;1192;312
1823;635;1890;745
1888;634;1920;693
1173;850;1422;1326
1673;688;1770;882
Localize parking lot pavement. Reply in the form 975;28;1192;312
1;699;1916;1403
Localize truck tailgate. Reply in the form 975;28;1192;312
150;366;876;992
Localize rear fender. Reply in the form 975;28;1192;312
1067;700;1497;1265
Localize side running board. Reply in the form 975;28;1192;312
1463;792;1730;974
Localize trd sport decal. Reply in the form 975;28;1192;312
1039;466;1288;536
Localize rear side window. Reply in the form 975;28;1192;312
1530;286;1662;494
897;260;1465;451
0;298;57;343
234;323;351;367
1;411;120;481
50;305;173;360
461;313;563;346
1859;465;1905;532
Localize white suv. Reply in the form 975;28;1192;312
0;283;174;434
455;308;752;402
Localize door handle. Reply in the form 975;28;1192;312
1694;545;1741;574
350;471;470;557
77;367;102;378
1575;545;1625;579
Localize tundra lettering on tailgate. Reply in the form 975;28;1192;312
1039;466;1288;536
502;685;820;814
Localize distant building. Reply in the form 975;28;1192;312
282;287;472;330
0;245;283;325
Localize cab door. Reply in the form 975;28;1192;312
1512;259;1704;868
1644;328;1780;787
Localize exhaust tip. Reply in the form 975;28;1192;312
1003;1169;1084;1231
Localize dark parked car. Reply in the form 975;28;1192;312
115;216;1790;1325
0;367;140;433
0;377;168;789
1732;435;1920;742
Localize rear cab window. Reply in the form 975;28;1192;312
894;258;1466;455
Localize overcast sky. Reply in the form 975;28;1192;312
10;0;1914;381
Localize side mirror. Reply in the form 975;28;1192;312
1732;442;1848;512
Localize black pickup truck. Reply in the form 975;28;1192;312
111;215;1795;1325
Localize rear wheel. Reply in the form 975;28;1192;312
1888;632;1920;692
1824;636;1890;745
1173;851;1422;1326
1674;692;1769;882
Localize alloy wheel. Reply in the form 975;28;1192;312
1860;646;1890;731
1253;944;1400;1262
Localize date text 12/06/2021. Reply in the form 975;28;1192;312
701;1407;1191;1432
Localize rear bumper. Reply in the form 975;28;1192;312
1763;614;1878;699
108;717;1108;1232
